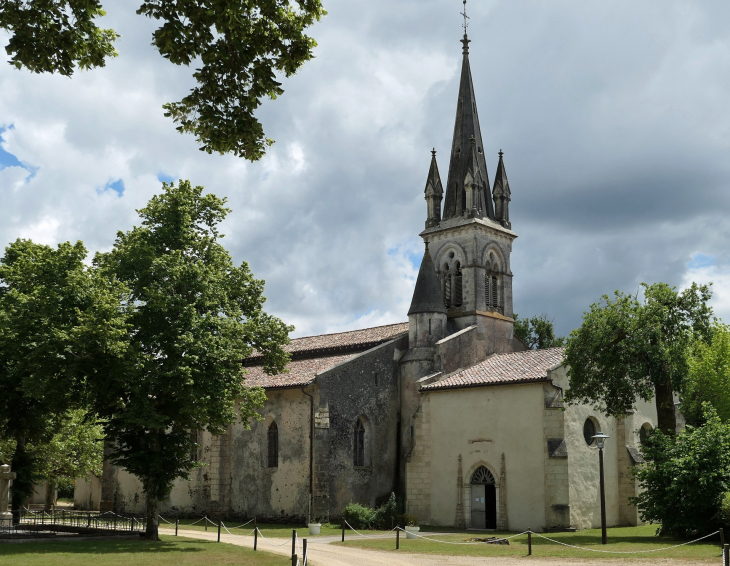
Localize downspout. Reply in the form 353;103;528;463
301;387;314;525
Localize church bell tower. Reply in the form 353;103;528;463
413;26;517;350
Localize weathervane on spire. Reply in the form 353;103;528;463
460;0;470;34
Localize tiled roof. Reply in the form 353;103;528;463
244;354;355;389
247;322;408;362
422;347;565;391
283;322;408;355
242;322;409;389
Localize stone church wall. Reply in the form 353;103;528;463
552;365;659;530
408;382;547;531
314;339;403;520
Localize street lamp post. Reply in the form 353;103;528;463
592;433;610;545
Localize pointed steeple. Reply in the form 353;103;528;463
408;243;447;315
424;149;443;228
442;33;494;221
492;150;511;229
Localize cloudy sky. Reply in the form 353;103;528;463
2;0;730;338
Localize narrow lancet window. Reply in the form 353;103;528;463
268;421;279;468
454;262;463;307
354;420;365;467
444;264;452;308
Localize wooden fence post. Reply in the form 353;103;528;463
724;543;729;566
303;538;308;565
721;527;725;549
396;528;400;550
175;518;179;536
342;521;345;542
204;516;208;531
528;529;532;556
217;519;221;542
254;525;258;551
292;529;297;556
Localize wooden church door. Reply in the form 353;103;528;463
470;466;497;529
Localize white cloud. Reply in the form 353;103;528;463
2;0;730;338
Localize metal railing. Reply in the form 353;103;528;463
0;509;145;538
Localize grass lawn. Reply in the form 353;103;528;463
339;524;723;561
160;518;389;539
0;535;282;566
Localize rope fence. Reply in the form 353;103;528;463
531;529;721;555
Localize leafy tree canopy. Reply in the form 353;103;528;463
0;0;326;159
682;323;730;425
0;238;127;512
0;409;104;510
93;180;292;539
633;403;730;537
513;313;566;350
564;282;713;434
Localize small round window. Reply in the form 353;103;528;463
583;417;599;446
639;423;653;445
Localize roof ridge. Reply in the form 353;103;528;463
290;321;408;342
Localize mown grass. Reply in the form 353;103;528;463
0;535;282;566
338;524;723;561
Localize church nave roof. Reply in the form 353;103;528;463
422;347;565;391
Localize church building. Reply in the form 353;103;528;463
76;29;659;533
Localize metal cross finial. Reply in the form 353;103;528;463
431;147;437;157
461;0;469;34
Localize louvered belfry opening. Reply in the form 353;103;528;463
444;263;452;308
267;421;278;468
354;419;365;467
454;262;463;307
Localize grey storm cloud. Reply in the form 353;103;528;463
1;0;730;338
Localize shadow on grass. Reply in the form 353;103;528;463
0;537;213;557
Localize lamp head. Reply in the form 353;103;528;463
592;433;610;449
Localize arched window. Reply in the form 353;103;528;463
453;262;463;307
354;419;365;467
267;421;279;468
639;423;653;446
444;263;452;308
471;466;496;485
484;252;500;310
583;417;599;446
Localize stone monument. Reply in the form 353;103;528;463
0;464;16;527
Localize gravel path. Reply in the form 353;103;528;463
168;528;715;566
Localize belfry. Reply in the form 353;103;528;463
416;23;517;346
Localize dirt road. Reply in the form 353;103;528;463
168;528;715;566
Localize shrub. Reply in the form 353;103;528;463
720;492;730;527
632;403;730;537
400;513;419;527
342;502;375;530
373;492;398;530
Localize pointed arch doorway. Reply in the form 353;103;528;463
470;466;497;529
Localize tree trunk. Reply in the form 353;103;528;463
654;377;677;435
44;479;56;512
143;475;160;541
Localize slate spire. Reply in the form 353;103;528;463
408;243;447;315
442;33;494;221
492;150;511;229
424;149;444;228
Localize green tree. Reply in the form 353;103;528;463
0;409;105;511
33;409;105;511
564;282;713;434
632;403;730;537
513;313;566;350
93;180;292;540
682;323;730;425
0;0;325;159
0;239;128;517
